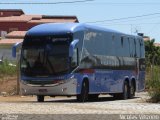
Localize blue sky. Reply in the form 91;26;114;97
1;0;160;42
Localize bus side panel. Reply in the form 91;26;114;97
96;69;123;93
76;72;102;94
112;70;129;93
99;70;113;93
79;27;145;94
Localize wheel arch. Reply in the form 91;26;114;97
123;77;129;86
76;76;90;102
82;77;89;90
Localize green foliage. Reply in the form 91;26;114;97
146;66;160;102
0;60;17;79
145;39;160;102
145;39;160;66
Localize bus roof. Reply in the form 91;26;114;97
26;23;84;36
26;23;140;38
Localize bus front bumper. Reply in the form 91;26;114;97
20;78;78;96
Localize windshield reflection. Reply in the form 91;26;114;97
21;42;69;77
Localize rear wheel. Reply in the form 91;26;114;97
113;81;129;100
129;81;135;99
120;81;129;100
77;81;89;102
37;95;44;102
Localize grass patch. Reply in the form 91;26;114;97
0;60;17;80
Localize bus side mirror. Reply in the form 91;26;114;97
12;42;22;58
71;48;78;68
69;39;79;57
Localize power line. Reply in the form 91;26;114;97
89;15;160;26
91;2;160;5
0;0;95;4
2;1;160;5
147;20;160;35
86;12;160;23
99;22;160;26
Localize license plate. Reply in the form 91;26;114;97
39;89;47;93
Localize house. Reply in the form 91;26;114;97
0;9;24;17
143;36;150;42
0;9;78;34
143;35;160;47
154;43;160;47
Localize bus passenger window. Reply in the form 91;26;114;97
71;48;78;68
121;37;124;47
134;39;137;57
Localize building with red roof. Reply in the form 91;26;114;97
0;9;79;61
0;9;78;39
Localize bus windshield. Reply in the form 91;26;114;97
21;39;70;77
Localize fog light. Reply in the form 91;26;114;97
62;88;67;92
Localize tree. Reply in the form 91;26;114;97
145;39;160;66
145;39;160;102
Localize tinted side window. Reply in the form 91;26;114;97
129;38;136;57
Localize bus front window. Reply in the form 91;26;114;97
21;41;69;77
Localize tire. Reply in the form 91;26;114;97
77;81;89;102
114;81;129;100
128;81;135;99
120;81;129;100
88;94;99;101
37;95;44;102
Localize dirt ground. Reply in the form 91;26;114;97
0;92;147;102
0;92;160;115
0;77;17;95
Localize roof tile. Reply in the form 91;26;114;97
6;31;27;39
0;39;23;45
29;18;77;23
0;15;42;22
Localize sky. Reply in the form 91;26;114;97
1;0;160;42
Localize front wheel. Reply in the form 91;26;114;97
37;95;44;102
77;81;89;102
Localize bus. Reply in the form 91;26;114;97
12;23;145;102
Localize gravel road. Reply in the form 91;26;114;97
0;92;159;115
